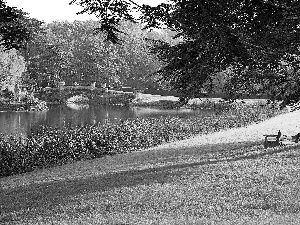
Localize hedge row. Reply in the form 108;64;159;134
0;103;283;177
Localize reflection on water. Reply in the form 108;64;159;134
66;103;89;110
0;104;214;136
0;111;47;137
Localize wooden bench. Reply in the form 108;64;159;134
263;134;280;148
264;132;299;148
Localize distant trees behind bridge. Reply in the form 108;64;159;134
24;20;178;90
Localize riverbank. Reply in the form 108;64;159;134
1;109;300;224
0;103;282;177
0;108;297;188
131;93;270;109
149;108;300;152
0;101;48;112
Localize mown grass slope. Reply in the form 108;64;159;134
1;143;300;224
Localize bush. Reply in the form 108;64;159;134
0;103;284;177
0;88;14;102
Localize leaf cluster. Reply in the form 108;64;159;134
70;0;137;43
0;1;43;50
70;0;300;103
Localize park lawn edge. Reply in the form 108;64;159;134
1;139;300;224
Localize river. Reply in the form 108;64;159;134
0;104;214;137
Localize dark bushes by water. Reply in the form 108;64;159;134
0;104;283;177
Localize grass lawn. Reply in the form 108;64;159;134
1;141;300;224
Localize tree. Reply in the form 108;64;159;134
0;46;26;95
0;0;43;50
70;0;300;104
24;36;62;87
106;21;165;88
26;20;164;88
223;54;300;105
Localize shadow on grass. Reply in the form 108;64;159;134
1;141;299;223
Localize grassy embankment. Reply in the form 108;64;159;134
0;102;282;178
1;136;300;224
2;103;300;224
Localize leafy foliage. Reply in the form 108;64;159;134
0;1;43;50
70;0;137;43
0;46;26;94
222;54;300;105
70;0;300;104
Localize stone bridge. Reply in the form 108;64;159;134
39;86;135;105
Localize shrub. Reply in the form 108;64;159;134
0;88;14;102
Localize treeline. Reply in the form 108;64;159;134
24;20;178;89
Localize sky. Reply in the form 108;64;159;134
5;0;167;23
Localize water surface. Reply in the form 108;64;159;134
0;104;214;137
